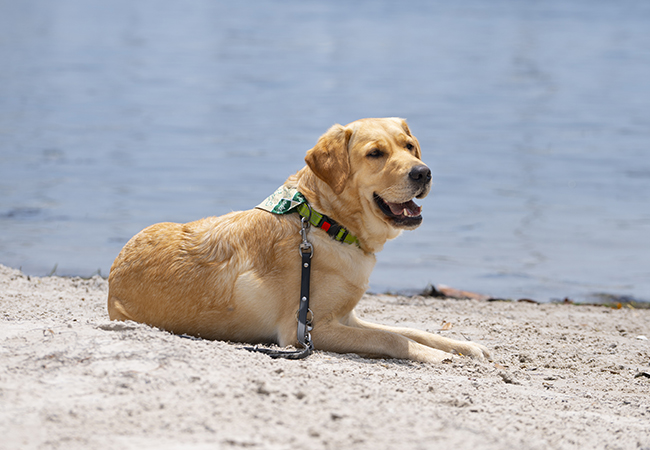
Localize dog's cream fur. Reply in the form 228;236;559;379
108;118;490;363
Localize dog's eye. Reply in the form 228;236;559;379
367;149;384;158
405;143;414;151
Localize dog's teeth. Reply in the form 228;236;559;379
402;207;421;218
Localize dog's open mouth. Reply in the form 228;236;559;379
373;193;423;227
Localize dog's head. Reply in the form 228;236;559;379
304;118;431;248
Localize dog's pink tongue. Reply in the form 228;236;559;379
387;200;421;217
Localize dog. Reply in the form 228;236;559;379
108;118;490;363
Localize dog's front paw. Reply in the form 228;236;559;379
456;342;491;362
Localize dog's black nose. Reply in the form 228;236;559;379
409;165;432;183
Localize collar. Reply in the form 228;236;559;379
296;203;360;247
256;185;360;248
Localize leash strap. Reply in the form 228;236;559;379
244;216;314;360
296;225;314;351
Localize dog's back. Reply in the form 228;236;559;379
107;209;302;342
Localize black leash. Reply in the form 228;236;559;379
244;214;315;359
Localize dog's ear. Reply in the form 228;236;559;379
305;124;353;195
399;118;422;159
400;118;412;137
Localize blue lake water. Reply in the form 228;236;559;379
1;0;649;302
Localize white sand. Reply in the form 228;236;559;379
1;263;649;450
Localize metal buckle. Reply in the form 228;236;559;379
299;215;313;257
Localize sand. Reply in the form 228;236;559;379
1;263;649;450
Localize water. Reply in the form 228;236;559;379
1;0;649;303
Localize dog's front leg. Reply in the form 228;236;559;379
344;312;490;361
311;322;457;364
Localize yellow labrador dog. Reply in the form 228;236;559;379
108;118;489;363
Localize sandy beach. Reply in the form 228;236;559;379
1;263;649;450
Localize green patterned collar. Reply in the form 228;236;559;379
256;185;360;247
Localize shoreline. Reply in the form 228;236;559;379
1;263;649;449
9;262;650;308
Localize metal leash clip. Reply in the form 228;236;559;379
299;206;313;257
